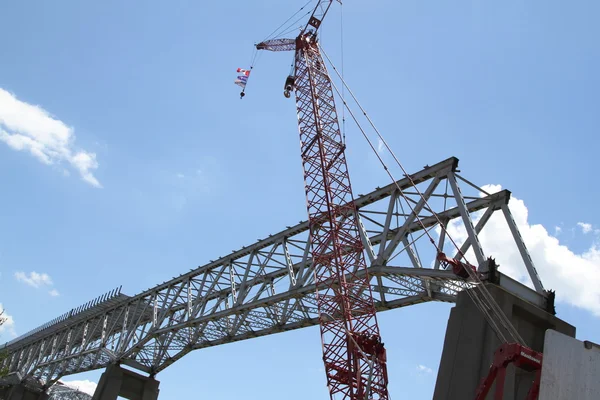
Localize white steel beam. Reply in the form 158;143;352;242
501;204;545;293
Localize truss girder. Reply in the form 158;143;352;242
0;157;542;385
48;381;92;400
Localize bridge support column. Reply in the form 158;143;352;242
0;385;48;400
91;364;159;400
432;283;575;400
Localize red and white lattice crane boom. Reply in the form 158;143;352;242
255;2;547;399
256;1;389;399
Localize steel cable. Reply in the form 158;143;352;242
320;45;526;346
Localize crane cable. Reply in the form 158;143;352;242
278;12;314;38
242;1;314;98
321;46;446;252
261;0;315;42
340;1;346;144
320;45;525;346
239;50;261;98
244;1;315;98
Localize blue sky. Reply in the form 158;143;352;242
0;1;599;399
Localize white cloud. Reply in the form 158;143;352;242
416;364;433;374
0;304;16;338
577;222;593;234
14;271;60;297
14;271;53;288
61;380;97;396
0;88;101;187
71;151;101;187
177;173;185;179
554;226;562;235
377;138;384;153
445;185;600;316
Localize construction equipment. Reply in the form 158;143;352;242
256;1;388;399
255;1;553;399
473;343;543;400
437;255;546;399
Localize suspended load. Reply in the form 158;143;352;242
234;67;251;99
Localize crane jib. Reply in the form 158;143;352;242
301;0;335;36
308;16;322;30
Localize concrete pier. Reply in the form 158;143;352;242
432;283;575;400
91;364;159;400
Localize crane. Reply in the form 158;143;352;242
255;1;389;399
254;1;547;399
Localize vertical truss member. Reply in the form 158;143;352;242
256;2;389;399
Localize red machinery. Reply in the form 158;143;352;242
256;2;546;399
257;2;388;399
474;343;543;400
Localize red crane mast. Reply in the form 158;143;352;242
256;3;553;399
256;2;389;399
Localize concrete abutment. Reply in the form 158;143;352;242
432;283;575;400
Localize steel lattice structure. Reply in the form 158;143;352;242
0;157;545;393
47;382;92;400
259;27;389;399
259;1;391;397
296;32;387;399
0;375;91;400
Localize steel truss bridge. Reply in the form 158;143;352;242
0;157;546;394
47;382;91;400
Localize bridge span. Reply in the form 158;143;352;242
0;157;549;398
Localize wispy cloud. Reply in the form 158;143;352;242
554;226;562;235
416;364;433;374
577;222;593;234
446;185;600;316
14;271;60;297
14;271;53;288
377;138;384;153
0;88;101;187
